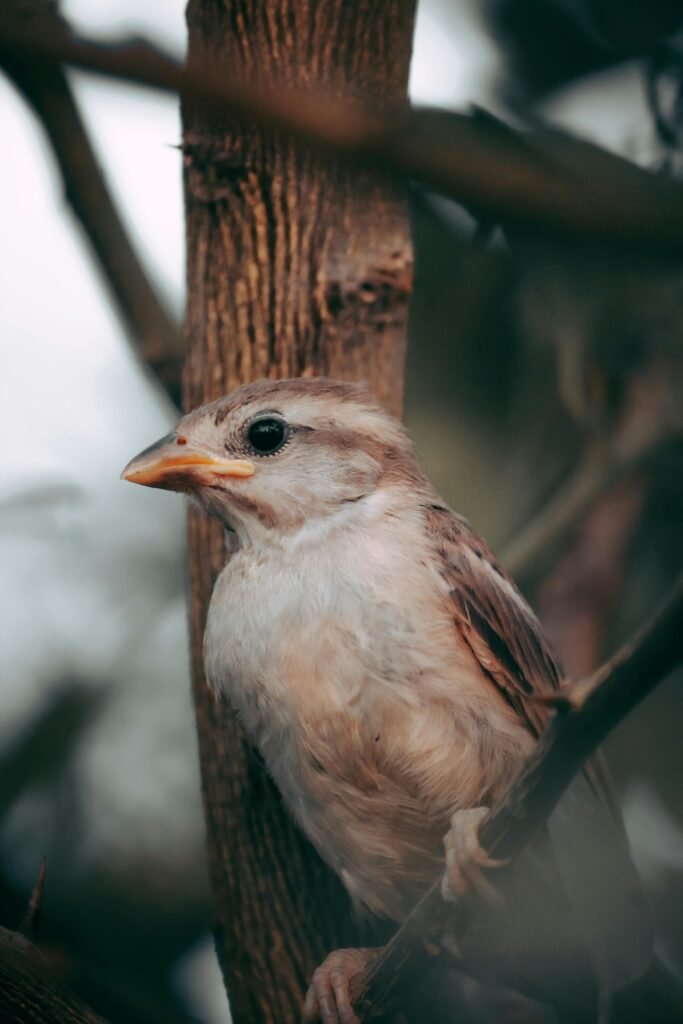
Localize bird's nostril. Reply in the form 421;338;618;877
176;436;188;446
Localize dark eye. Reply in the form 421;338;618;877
246;417;289;455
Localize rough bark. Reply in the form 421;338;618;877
0;928;108;1024
181;2;416;1021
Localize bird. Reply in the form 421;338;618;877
122;377;656;1024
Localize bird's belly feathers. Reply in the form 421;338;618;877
204;529;531;920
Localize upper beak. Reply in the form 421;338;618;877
121;432;255;491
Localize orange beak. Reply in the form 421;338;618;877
121;433;255;491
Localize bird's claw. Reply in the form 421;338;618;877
441;806;508;906
302;947;378;1024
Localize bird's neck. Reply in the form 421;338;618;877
228;484;413;556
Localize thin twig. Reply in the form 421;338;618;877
1;3;182;405
355;577;683;1020
2;24;683;252
17;861;47;943
500;437;652;581
502;398;683;582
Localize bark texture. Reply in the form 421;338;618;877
0;928;108;1024
181;2;416;1021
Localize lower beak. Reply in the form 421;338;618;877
121;433;255;491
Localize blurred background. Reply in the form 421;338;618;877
1;1;682;1021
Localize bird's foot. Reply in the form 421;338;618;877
441;806;508;905
302;946;380;1024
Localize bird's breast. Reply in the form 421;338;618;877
204;532;410;737
203;517;531;920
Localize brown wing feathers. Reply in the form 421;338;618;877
424;503;560;738
423;501;625;822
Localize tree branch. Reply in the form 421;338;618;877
355;576;683;1020
1;2;182;405
2;22;683;252
502;352;683;582
501;430;679;582
0;926;110;1024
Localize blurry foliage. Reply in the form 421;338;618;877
486;0;683;99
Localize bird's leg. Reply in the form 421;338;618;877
302;946;381;1024
441;806;508;905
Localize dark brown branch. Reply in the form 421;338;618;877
1;3;182;405
2;23;683;252
536;478;646;682
0;926;109;1024
356;576;683;1020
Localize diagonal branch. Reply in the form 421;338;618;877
354;576;683;1020
2;22;683;252
501;428;682;583
0;925;110;1024
502;351;683;582
1;3;182;405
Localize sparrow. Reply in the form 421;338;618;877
122;377;652;1023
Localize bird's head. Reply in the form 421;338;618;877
122;378;421;543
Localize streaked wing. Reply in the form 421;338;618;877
422;501;652;992
423;502;560;739
423;501;623;812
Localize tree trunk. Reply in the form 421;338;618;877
181;2;416;1021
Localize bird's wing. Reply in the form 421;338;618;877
422;502;621;807
422;502;560;740
422;501;653;993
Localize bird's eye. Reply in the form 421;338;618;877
246;417;289;456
